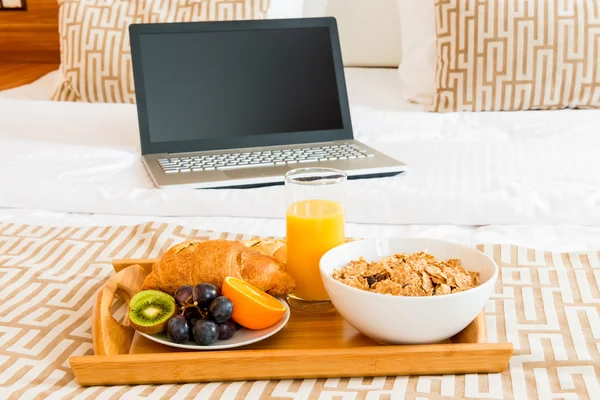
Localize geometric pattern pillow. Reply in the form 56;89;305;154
431;0;600;112
52;0;270;103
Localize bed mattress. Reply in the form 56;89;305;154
1;68;599;251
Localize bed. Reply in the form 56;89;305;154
2;68;600;400
1;67;600;249
2;68;600;399
1;0;599;398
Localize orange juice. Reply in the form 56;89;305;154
286;199;345;300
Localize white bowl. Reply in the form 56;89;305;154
320;238;498;344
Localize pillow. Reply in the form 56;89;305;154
432;0;600;112
304;0;402;67
268;0;303;18
52;0;270;103
396;0;437;104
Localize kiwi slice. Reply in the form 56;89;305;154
129;290;176;334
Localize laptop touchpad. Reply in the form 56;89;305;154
224;165;292;180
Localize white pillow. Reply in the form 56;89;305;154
396;0;436;105
303;0;402;67
268;0;304;18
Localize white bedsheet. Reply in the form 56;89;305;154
1;68;599;250
2;208;600;252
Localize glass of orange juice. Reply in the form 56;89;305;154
285;167;346;312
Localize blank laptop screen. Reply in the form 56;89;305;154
138;27;344;144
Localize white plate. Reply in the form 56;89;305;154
138;297;290;350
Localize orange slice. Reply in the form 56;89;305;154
222;276;286;330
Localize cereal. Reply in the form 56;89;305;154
332;252;479;297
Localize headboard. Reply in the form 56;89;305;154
0;0;60;63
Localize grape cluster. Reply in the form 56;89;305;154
166;283;239;345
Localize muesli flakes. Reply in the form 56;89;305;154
332;252;479;297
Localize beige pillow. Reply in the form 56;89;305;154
396;0;437;105
52;0;270;103
432;0;600;112
303;0;402;67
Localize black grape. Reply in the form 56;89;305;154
192;283;220;309
167;315;190;344
217;319;237;340
193;320;218;345
209;296;233;324
174;285;194;307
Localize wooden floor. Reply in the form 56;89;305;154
0;63;59;91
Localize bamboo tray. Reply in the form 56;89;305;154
70;258;513;386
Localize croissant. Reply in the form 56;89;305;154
241;238;287;263
141;240;295;296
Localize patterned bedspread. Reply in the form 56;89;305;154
0;222;598;399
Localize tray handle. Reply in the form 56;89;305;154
93;264;148;356
112;258;157;273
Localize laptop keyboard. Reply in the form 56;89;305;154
157;144;375;173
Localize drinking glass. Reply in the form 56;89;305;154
285;168;346;312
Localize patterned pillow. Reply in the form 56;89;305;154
432;0;600;112
52;0;270;103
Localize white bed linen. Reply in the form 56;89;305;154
0;68;599;250
1;209;600;252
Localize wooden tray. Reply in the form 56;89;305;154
70;259;513;386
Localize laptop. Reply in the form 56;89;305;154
129;17;406;189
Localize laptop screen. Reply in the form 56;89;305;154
131;19;353;154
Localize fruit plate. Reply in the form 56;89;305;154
69;258;513;387
139;298;290;350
